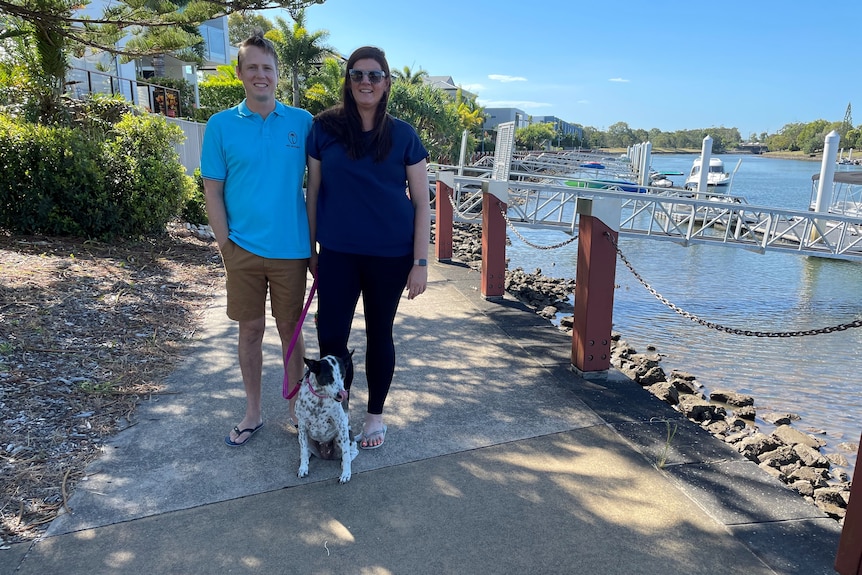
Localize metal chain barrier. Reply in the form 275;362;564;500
605;232;862;337
445;188;482;221
498;202;579;250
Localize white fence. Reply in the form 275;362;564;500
166;117;206;175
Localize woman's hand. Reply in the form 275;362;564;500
406;265;427;300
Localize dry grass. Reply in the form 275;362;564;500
0;225;223;543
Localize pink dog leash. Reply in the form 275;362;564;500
282;276;317;400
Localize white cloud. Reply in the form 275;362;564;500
608;77;630;83
488;74;528;83
577;99;590;104
461;83;485;92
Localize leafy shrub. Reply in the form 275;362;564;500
190;106;217;123
195;79;244;122
103;114;191;235
199;80;245;112
80;93;138;125
0;112;192;239
0;54;28;109
0;116;113;236
62;93;141;136
183;169;209;225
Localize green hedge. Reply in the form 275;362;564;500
0;116;111;236
199;81;245;114
0;112;194;239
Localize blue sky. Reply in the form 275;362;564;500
269;0;859;138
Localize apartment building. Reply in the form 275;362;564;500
67;1;232;111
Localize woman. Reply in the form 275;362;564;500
305;46;430;450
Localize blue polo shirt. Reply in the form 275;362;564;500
201;100;312;259
307;116;428;257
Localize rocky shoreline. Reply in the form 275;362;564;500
436;222;856;524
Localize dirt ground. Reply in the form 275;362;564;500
0;225;224;544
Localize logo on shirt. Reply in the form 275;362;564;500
287;131;299;148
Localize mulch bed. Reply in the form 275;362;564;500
0;224;223;544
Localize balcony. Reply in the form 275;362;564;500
65;67;182;117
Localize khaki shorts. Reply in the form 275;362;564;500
221;240;308;322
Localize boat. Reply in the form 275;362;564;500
837;149;858;165
649;170;684;188
809;171;862;218
564;178;646;193
684;157;731;190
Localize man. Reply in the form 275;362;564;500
201;32;312;446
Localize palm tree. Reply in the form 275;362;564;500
389;82;462;163
453;88;484;134
391;65;428;85
303;57;343;115
267;10;333;108
211;61;239;81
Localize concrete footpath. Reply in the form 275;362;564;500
2;254;844;574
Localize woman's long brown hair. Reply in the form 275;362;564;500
315;46;392;162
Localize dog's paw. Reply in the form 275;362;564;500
338;469;351;484
298;463;309;478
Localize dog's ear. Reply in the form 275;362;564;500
303;357;321;373
338;350;354;373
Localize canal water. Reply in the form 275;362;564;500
505;153;862;466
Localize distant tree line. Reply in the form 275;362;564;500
509;121;745;153
757;117;861;154
549;108;860;154
579;122;743;152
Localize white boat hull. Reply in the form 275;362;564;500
684;157;731;190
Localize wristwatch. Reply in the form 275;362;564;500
413;259;427;266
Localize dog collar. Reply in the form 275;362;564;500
307;379;331;399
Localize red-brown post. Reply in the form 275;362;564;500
435;171;454;262
481;180;508;299
835;433;862;575
572;198;621;375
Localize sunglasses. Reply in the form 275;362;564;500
348;69;387;84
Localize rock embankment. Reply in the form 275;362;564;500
437;222;856;524
612;340;854;522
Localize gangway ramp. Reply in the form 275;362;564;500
430;172;862;262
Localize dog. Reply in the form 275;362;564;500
295;353;358;484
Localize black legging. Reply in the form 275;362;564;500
316;246;413;414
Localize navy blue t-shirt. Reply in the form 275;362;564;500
307;116;428;257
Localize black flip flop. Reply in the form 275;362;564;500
224;422;263;447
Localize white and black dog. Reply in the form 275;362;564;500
295;353;358;484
